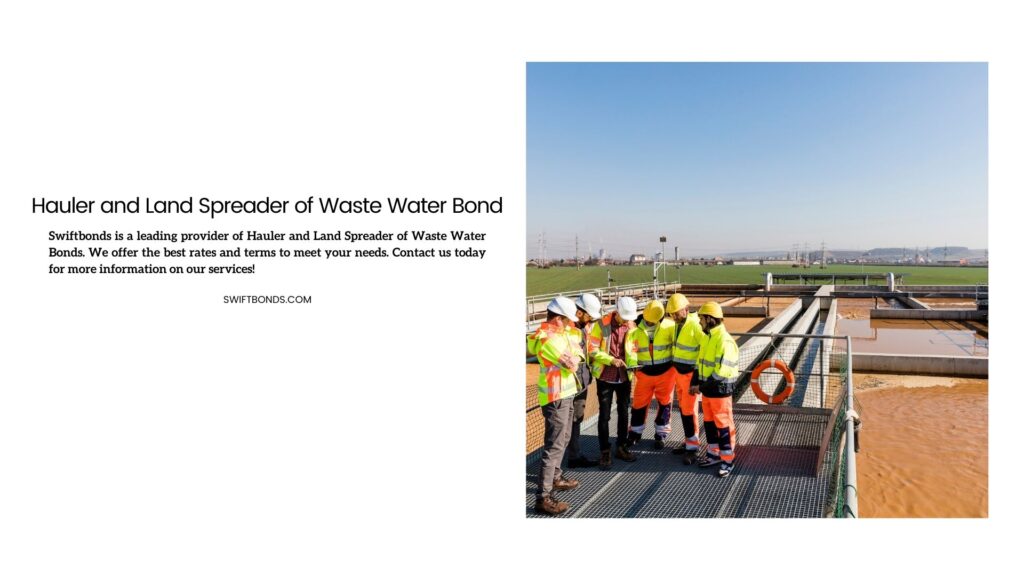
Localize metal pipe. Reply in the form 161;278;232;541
843;334;859;518
819;334;825;404
732;332;847;339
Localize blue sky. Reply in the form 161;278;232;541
527;63;987;259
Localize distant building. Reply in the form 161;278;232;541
733;260;761;266
629;254;648;265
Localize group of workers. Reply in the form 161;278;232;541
527;292;740;516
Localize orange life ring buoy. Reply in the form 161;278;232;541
750;359;795;404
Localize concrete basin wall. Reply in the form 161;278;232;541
789;299;840;409
870;309;986;320
850;353;988;377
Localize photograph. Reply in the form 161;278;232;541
524;62;988;518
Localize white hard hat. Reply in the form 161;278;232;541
575;293;602;319
616;296;639;321
547;296;578;320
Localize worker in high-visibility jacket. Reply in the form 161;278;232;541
667;293;704;464
565;293;603;468
527;296;585;514
689;301;741;478
626;300;677;450
588;296;639;469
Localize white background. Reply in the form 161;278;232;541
0;1;1018;574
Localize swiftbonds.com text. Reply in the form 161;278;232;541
224;295;312;304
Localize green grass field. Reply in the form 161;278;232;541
527;264;988;296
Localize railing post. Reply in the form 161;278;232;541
844;335;858;518
819;335;825;406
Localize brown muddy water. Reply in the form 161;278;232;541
734;295;797;316
836;298;987;355
723;316;765;333
838;318;987;356
837;298;892;319
855;373;988;517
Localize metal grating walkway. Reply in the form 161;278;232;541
526;403;838;518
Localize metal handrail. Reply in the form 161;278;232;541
732;331;858;517
843;334;859;517
526;281;665;303
731;332;849;339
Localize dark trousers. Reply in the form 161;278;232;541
597;380;630;451
567;387;589;460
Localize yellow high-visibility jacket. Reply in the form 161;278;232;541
672;312;703;374
528;321;581;406
630;317;676;375
696;323;740;398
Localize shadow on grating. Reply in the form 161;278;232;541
527;402;835;518
734;405;830;449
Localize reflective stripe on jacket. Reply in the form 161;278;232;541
632;317;676;366
673;312;703;372
696;323;740;398
528;321;581;406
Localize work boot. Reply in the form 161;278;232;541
615;444;637;462
552;476;580;491
599;449;612;470
653;436;665;450
625;431;642;448
681;450;699;465
568;456;599;468
535;496;569;515
671;445;689;455
697;453;722;468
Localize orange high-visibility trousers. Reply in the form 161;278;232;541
701;396;736;463
629;370;675;439
674;371;702;452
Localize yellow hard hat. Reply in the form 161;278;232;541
666;293;690;314
643;300;665;324
698;301;724;319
